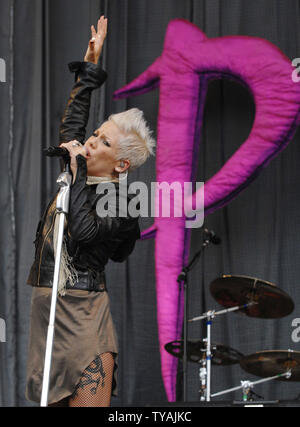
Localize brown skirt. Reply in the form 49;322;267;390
25;287;118;405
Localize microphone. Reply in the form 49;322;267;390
204;228;221;245
43;146;70;159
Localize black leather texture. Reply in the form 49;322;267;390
26;61;140;290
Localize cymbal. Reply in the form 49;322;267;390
164;339;244;365
210;275;294;319
240;350;300;381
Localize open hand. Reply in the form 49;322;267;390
84;15;108;65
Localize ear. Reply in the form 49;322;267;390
115;159;130;173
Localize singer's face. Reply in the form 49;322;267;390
84;120;123;177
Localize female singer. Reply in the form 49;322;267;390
25;16;155;407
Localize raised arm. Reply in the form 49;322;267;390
59;16;108;145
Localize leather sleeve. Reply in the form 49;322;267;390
67;154;140;247
59;61;108;145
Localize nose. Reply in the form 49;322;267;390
85;138;96;150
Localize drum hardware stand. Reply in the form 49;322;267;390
211;370;292;401
198;351;207;401
189;302;257;402
240;381;264;402
40;160;72;407
177;230;219;402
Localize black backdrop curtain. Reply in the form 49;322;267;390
1;0;300;406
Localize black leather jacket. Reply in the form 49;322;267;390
26;61;140;289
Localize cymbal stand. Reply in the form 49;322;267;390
189;302;257;402
199;352;207;401
177;233;217;402
211;370;292;401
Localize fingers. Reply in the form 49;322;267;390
97;16;104;33
89;16;107;43
91;25;97;38
60;141;87;158
89;16;107;40
91;25;97;41
85;15;107;63
97;15;108;38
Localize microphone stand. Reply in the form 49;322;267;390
40;160;72;407
176;231;218;403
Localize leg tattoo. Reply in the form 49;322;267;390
69;352;115;407
72;355;105;397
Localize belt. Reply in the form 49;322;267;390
41;270;106;292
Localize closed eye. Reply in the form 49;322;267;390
92;131;111;147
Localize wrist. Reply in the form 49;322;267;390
84;57;100;65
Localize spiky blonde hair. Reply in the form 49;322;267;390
108;108;156;172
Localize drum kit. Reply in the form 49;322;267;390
165;275;298;403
